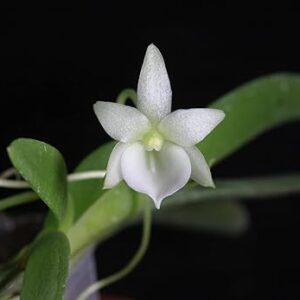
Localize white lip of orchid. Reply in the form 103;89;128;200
94;43;225;209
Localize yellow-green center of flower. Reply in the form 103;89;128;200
143;129;164;151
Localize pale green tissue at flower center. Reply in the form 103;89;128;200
142;129;164;151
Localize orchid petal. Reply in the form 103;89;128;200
104;142;130;189
159;108;225;146
121;142;191;208
185;146;214;187
94;101;151;142
137;44;172;123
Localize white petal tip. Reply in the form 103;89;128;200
103;182;121;190
102;182;111;190
213;109;226;127
93;101;103;112
153;198;162;209
218;110;226;121
147;43;158;51
210;181;216;188
103;178;118;190
143;193;163;209
144;44;161;61
202;180;215;188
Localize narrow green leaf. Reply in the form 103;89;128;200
7;138;68;221
200;73;300;165
166;174;300;207
67;182;137;255
20;231;70;300
155;201;250;235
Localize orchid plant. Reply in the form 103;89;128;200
1;44;300;300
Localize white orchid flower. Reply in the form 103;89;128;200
94;44;225;209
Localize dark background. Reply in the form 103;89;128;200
1;3;300;299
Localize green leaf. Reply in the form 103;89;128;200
155;201;250;235
7;138;68;221
166;174;300;207
44;193;75;231
20;231;70;300
67;182;137;255
160;174;300;235
69;142;115;221
200;73;300;165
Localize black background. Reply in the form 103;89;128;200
1;2;300;300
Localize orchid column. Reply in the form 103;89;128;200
94;44;225;209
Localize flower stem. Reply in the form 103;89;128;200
0;170;106;211
0;170;106;189
67;171;106;181
0;168;17;179
116;88;137;105
0;179;29;189
0;192;38;211
77;197;152;300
